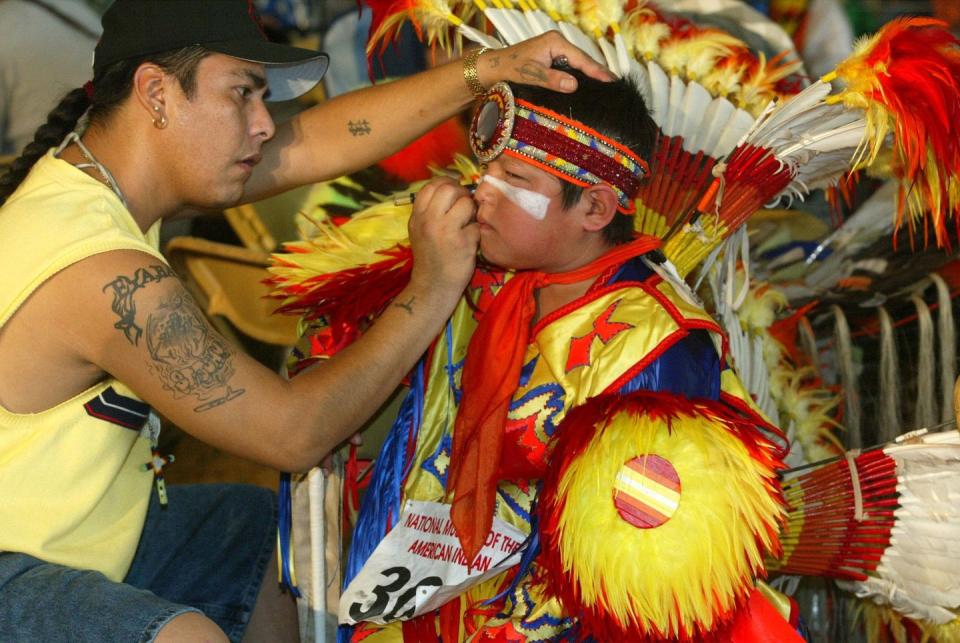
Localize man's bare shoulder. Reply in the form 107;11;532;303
0;249;180;412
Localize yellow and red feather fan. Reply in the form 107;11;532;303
537;391;786;641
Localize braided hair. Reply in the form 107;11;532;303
0;46;209;206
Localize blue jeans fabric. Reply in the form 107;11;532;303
0;483;276;643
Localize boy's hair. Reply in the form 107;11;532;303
512;69;657;244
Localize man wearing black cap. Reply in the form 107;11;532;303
0;0;610;641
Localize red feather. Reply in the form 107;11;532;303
265;245;413;357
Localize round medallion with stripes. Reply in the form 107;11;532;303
612;454;681;529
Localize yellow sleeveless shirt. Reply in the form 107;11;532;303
0;151;165;581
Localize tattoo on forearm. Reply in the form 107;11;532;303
348;119;372;136
394;296;416;315
103;264;177;345
145;291;246;412
488;55;501;68
518;63;548;83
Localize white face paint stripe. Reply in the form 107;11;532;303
480;174;550;221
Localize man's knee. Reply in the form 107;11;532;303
155;611;229;643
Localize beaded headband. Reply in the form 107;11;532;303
469;82;649;213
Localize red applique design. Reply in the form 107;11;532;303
470;270;507;322
565;299;633;372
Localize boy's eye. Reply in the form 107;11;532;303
236;86;252;99
505;171;525;181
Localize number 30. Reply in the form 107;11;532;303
349;567;443;622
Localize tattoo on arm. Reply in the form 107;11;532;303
517;63;548;84
348;119;372;136
103;264;177;345
145;291;246;412
487;55;501;68
394;296;416;315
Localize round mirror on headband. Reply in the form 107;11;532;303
469;82;516;163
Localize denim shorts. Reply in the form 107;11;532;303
0;483;277;643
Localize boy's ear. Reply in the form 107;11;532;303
580;184;619;233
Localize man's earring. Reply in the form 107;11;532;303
152;105;167;129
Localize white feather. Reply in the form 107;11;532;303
520;8;557;36
613;32;631;77
484;8;527;45
749;80;833;143
645;60;669;129
661;74;686;138
557;20;605;65
845;434;960;621
712;108;754;158
458;23;504;49
839;577;958;625
596;35;622;77
677;80;712;152
696;97;736;157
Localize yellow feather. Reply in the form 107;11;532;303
575;0;622;36
537;0;575;21
621;9;669;61
658;31;743;81
368;0;476;55
853;601;960;643
736;53;803;116
737;280;787;333
554;406;783;637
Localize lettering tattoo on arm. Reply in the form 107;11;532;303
348;119;372;136
102;264;177;345
145;291;246;412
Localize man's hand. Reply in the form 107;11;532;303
407;177;480;305
476;31;615;93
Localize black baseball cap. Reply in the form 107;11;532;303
94;0;329;101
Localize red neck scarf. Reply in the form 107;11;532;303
447;235;662;565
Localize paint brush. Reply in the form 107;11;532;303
393;183;478;206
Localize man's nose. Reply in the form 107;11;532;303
252;99;276;141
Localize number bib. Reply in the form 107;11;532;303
339;500;525;625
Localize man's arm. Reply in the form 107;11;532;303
71;180;477;472
244;32;613;201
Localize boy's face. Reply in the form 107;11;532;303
474;156;595;272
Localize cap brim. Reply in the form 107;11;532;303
208;40;329;101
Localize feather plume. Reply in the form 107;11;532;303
575;0;623;37
658;28;744;82
363;0;477;57
266;200;415;354
621;6;670;62
825;18;960;247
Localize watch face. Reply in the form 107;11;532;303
469;82;516;163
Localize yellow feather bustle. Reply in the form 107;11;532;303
538;395;785;640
